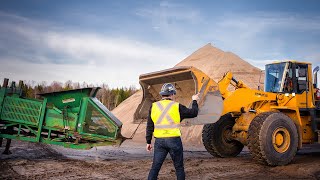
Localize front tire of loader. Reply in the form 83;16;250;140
202;114;244;157
247;112;298;166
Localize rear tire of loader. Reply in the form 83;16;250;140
247;112;298;166
202;114;244;157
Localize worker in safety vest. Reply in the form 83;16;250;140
146;83;199;180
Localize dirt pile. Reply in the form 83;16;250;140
112;43;263;144
176;43;263;87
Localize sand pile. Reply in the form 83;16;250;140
112;43;263;144
176;43;263;87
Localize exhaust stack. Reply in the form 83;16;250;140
313;66;319;88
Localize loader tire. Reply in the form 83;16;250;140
247;112;298;166
202;114;244;157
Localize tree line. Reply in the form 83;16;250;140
19;80;138;110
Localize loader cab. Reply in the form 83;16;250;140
265;61;319;109
265;61;309;94
265;62;289;93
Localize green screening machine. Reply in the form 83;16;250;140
0;78;124;150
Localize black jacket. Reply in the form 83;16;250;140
146;100;198;144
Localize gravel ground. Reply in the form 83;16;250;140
0;140;320;180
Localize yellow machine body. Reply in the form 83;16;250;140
135;60;319;166
219;61;319;147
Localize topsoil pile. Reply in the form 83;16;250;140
112;43;263;144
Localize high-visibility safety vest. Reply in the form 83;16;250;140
151;100;181;138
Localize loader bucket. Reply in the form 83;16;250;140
134;66;223;125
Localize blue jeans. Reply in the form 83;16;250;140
148;137;185;180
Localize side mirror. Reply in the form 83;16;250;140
259;70;265;84
258;70;265;90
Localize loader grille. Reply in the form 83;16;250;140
0;96;43;126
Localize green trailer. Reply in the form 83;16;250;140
0;78;124;153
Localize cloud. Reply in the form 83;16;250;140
216;12;320;32
1;7;319;88
134;0;205;49
134;3;320;65
44;32;184;66
136;1;202;24
0;11;187;87
208;12;320;59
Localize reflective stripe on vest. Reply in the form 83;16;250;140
151;100;181;138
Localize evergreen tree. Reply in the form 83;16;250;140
19;80;137;110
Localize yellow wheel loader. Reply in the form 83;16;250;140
135;60;320;166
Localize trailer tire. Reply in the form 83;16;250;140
202;114;244;157
248;112;298;166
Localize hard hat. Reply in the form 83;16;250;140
159;83;176;96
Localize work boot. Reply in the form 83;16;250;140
2;150;12;155
2;139;12;155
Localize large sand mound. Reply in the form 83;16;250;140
176;43;262;87
112;43;263;144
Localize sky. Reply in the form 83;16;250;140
0;0;319;88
